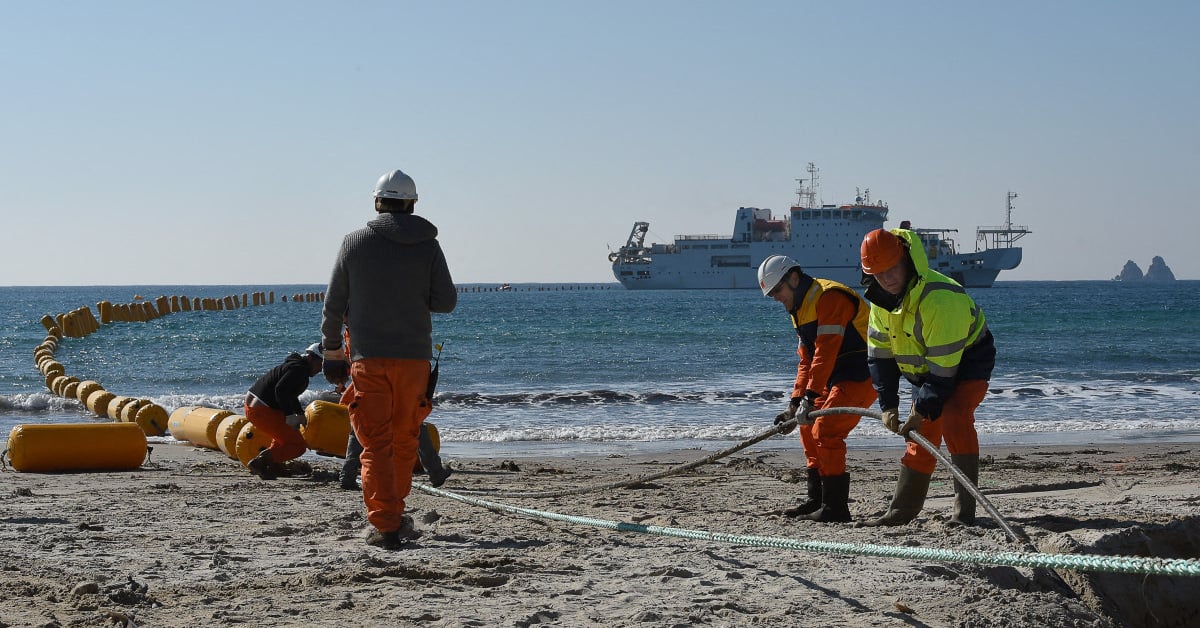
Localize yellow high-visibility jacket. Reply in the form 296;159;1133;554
862;229;995;419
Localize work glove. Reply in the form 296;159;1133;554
795;392;818;425
285;413;307;429
881;408;900;433
773;398;802;435
322;345;350;387
898;408;925;437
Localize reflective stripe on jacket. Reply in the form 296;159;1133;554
789;278;871;399
863;229;995;419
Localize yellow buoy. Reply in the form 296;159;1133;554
235;421;273;467
301;400;351;457
120;398;148;423
215;414;249;459
61;380;81;399
5;423;146;473
134;403;169;436
75;380;104;404
41;361;64;379
167;407;231;448
416;422;442;472
106;396;135;421
85;389;116;417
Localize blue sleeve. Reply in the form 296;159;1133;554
868;356;902;411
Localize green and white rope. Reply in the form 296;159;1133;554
416;482;1200;578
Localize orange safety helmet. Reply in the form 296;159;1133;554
860;229;906;274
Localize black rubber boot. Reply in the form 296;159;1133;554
801;473;852;522
783;467;822;517
247;449;277;481
950;453;979;526
418;423;452;488
340;431;363;490
860;466;931;527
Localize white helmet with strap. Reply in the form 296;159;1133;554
757;254;801;296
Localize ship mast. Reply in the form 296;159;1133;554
794;162;820;208
975;191;1031;251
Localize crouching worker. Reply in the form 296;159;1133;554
243;343;324;480
758;255;877;522
858;228;995;526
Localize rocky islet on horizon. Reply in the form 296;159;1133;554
1114;256;1177;281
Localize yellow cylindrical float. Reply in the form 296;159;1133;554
47;375;67;395
215;414;249;459
167;406;231;449
61;380;81;399
134;403;169;436
5;423;147;473
301;400;351;457
235;421;273;467
106;396;135;421
120;398;148;423
298;400;440;471
85;389;116;417
416;423;441;472
40;314;57;334
74;380;104;404
41;361;64;379
53;376;79;397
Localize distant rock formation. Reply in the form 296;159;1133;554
1115;260;1143;281
1114;257;1176;281
1144;256;1177;281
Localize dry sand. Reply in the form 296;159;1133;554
1;438;1198;627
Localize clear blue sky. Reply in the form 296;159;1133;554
3;1;1197;285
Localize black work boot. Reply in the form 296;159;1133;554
801;473;852;522
247;449;277;480
783;467;822;517
860;466;931;527
418;424;452;488
949;453;980;526
340;431;363;490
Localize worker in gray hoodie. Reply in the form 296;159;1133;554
320;168;457;550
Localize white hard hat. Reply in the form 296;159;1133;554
305;343;322;359
757;255;801;297
373;169;418;200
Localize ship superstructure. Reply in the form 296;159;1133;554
609;165;1029;290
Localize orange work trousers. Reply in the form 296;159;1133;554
347;358;431;533
243;404;307;462
798;379;877;476
901;378;989;475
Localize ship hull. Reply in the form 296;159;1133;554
924;247;1022;288
613;261;865;290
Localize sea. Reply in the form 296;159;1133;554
2;281;1198;459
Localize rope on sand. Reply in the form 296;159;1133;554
416;482;1200;578
450;407;1035;545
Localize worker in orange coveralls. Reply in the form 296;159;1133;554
244;343;323;480
320;168;457;550
757;254;877;522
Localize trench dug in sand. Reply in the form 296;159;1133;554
1039;516;1200;627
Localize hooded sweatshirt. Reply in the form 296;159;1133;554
321;211;457;361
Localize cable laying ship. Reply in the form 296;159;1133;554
609;164;1030;289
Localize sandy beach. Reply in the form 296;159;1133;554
1;438;1197;627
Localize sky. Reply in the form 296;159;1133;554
2;1;1198;286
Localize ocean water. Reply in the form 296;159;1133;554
2;282;1198;458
